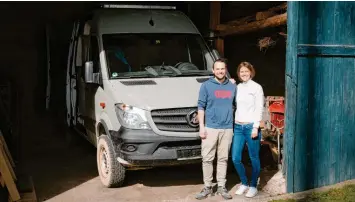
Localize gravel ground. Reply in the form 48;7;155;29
19;116;279;202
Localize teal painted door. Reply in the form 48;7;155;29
285;1;355;193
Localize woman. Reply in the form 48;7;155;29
232;61;264;198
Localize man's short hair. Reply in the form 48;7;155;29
213;58;228;69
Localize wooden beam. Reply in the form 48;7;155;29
218;13;287;37
256;11;277;21
209;1;224;57
225;15;254;26
224;2;287;26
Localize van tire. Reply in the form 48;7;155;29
97;135;125;187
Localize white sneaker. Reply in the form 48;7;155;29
235;185;248;195
245;187;258;198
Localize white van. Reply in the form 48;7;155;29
66;5;223;187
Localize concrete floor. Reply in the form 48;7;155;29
19;115;279;202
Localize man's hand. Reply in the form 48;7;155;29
199;127;207;139
229;78;236;84
251;128;258;139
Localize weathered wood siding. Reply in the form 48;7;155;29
285;1;355;193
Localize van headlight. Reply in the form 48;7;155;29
115;103;151;130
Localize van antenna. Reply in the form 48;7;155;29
149;5;155;26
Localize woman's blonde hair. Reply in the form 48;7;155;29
236;61;256;81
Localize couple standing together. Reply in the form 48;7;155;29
196;58;264;200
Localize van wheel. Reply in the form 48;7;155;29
97;135;126;187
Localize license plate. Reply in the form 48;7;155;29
177;148;201;159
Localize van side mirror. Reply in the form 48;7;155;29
85;61;94;83
212;49;221;60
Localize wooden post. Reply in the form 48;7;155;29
210;1;224;57
0;145;20;201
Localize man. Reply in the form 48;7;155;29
195;58;236;200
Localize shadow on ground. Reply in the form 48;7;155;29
19;115;279;201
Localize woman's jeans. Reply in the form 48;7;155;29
231;123;261;188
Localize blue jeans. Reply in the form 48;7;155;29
231;123;261;188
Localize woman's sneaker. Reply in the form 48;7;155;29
195;186;213;200
245;187;258;198
235;185;248;195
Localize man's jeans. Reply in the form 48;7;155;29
202;127;233;187
231;123;261;188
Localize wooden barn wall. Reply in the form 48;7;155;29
286;1;355;193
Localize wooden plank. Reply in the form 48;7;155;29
284;1;298;193
0;174;5;187
333;1;355;183
225;2;287;25
317;2;334;188
0;147;20;201
0;132;15;167
334;0;355;182
1;148;16;181
334;1;355;182
256;11;277;21
225;15;254;26
293;57;310;192
0;138;16;181
218;13;287;36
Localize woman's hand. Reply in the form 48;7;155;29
251;128;258;139
229;78;236;84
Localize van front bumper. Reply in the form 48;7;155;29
110;127;202;167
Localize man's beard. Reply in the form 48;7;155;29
215;75;226;81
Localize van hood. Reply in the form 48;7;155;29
109;76;210;111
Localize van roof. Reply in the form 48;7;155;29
93;9;200;35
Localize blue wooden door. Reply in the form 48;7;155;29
285;1;355;193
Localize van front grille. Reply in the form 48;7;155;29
151;107;199;132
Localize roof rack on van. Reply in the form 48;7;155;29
101;4;176;10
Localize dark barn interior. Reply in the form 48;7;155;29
0;1;286;201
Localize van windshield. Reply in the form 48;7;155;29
102;33;214;79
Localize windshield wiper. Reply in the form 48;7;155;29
144;66;159;77
160;63;182;76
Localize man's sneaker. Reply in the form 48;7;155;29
216;186;232;200
245;187;258;198
235;184;248;195
195;186;213;200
